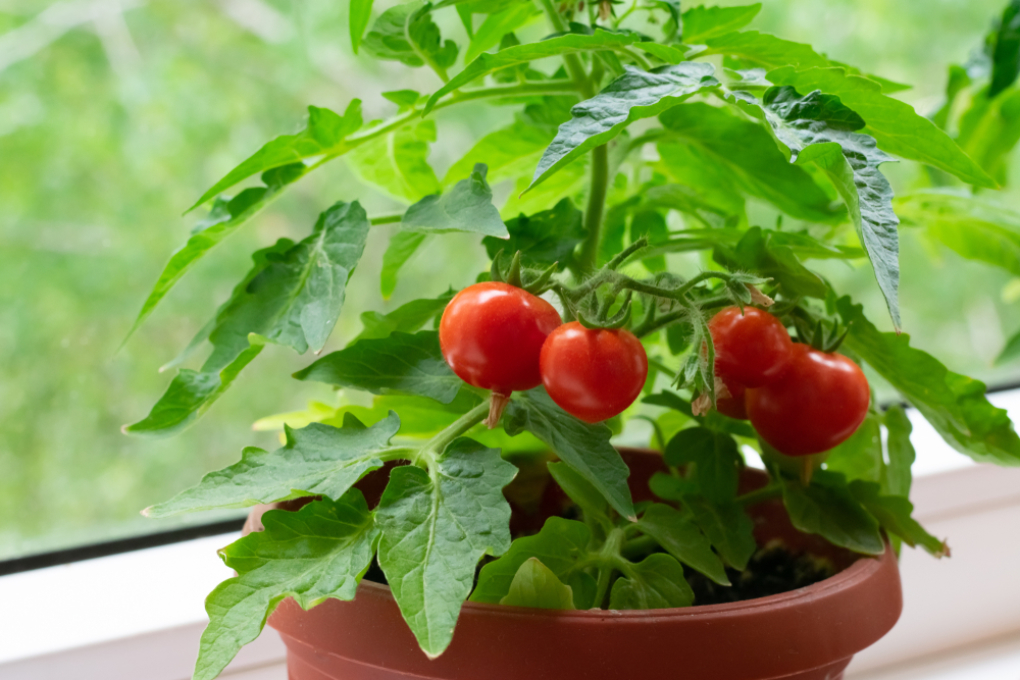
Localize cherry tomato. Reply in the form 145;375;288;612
440;282;561;395
539;322;648;423
746;343;870;456
715;379;748;420
708;306;793;388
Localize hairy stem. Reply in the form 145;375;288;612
535;0;595;98
579;143;610;272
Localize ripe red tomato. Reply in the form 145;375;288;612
746;344;870;456
539;322;649;423
439;282;562;395
708;306;793;388
715;379;748;420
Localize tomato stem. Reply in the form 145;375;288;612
418;401;490;464
485;391;512;429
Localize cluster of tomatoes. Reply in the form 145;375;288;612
438;282;870;458
708;306;870;457
439;282;648;426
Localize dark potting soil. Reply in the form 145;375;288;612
687;542;836;606
361;541;836;606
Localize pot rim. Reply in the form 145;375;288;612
351;540;892;620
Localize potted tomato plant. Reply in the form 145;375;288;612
124;2;1020;679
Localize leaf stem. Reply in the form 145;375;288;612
370;214;403;226
579;143;610;272
418;401;490;463
592;527;627;608
736;482;784;507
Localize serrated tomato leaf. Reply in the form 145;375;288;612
683;494;756;570
848;480;948;557
124;334;266;438
348;120;441;204
362;1;458;71
145;412;400;517
504;388;636;520
838;297;1020;466
472;516;596;608
766;66;995;188
637;503;730;585
190;103;363;211
193;493;377;680
355;291;453;342
295;331;461;405
402;163;508;238
376;438;516;658
701;31;828;70
882;405;915;498
781;470;884;555
483;198;585;268
528;63;719;191
658;103;841;223
609;553;694;609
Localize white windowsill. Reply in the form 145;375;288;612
3;392;1020;679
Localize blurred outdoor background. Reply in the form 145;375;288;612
3;0;1020;560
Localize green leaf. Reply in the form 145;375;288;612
124;334;266;438
700;31;828;70
932;65;971;129
380;231;428;299
483;198;586;268
658;103;840;223
193;493;377;680
781;470;884;555
883;405;915;498
376;438;516;658
663;427;741;503
838;296;1020;466
713;227;827;299
472;516;596;608
681;4;762;43
683;494;756;570
643;390;757;438
443;119;557;187
190;102;363;211
499;557;576;609
322;391;483;439
503;154;589;219
348;120;441;204
464;3;538;63
609;553;694;609
424;29;640;114
766;66;996;188
504;388;636;520
201;201;371;372
362;1;458;72
350;0;374;53
355;291;453;342
547;461;610;525
401;163;509;238
824;412;883;484
144;412;399;517
529;63;719;192
127;165;304;341
897;191;1020;277
990;0;1020;98
382;89;421;108
747;85;901;326
848;480;947;557
635;43;688;65
956;89;1020;187
637;503;730;585
294;331;462;405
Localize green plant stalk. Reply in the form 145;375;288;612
415;401;490;466
534;0;596;98
592;527;627;607
579;143;610;273
370;214;403;226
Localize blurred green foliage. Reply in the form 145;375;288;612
2;0;1020;559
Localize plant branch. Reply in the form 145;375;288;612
736;482;784;507
535;0;596;98
370;213;403;226
579;143;610;272
417;401;489;464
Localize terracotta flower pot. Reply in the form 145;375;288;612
248;449;902;680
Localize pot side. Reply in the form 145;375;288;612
260;449;902;680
